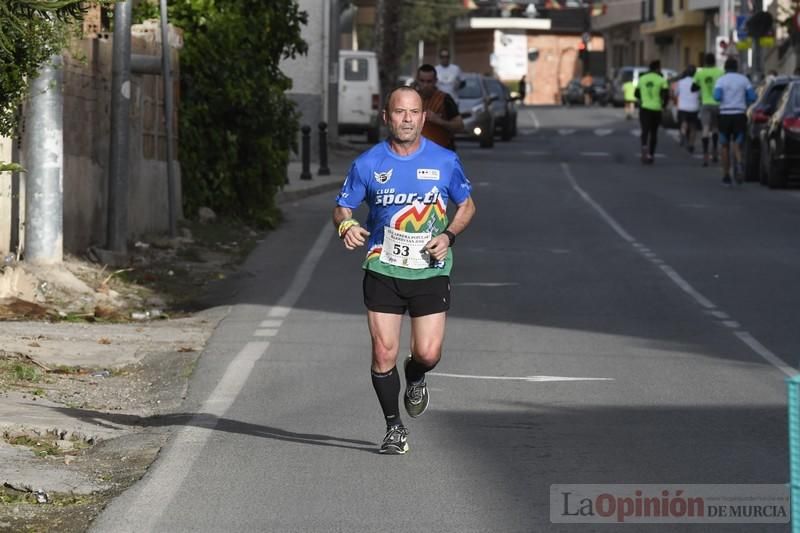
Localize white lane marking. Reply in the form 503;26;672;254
429;372;613;382
633;152;666;158
657;264;715;309
631;129;641;136
455;282;520;287
735;331;797;376
558;128;576;135
708;310;730;320
259;319;282;328
101;341;269;532
527;108;540;130
594;128;613;136
561;162;795;378
254;328;278;337
108;222;334;530
581;152;610;157
268;306;291;318
476;181;490;187
561;164;636;244
523;150;548;156
666;130;681;141
722;321;741;328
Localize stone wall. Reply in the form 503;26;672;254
1;25;182;257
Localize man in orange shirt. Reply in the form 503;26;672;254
415;64;464;150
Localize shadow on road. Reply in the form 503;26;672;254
47;406;377;453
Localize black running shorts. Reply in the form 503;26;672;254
718;113;747;145
363;270;450;317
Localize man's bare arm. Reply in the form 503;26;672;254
333;205;370;250
333;206;353;228
424;196;476;261
446;196;476;236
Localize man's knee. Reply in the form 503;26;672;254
371;336;399;364
412;343;442;367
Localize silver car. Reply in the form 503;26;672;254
456;73;495;148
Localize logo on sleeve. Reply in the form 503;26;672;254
417;168;440;180
374;169;393;184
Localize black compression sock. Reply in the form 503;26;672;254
406;356;437;385
371;367;402;427
712;133;718;151
702;138;709;154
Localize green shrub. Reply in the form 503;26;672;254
164;0;308;227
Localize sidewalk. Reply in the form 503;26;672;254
0;139;363;516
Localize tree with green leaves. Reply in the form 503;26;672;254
399;0;465;67
155;0;308;227
0;0;97;141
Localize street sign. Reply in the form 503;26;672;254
736;15;748;39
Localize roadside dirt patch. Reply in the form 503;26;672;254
0;217;260;532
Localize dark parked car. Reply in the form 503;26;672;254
483;77;518;141
759;80;800;188
590;76;610;106
745;76;799;182
561;79;584;105
456;73;495;148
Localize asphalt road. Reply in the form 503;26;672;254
92;106;795;533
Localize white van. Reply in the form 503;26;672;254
338;50;380;142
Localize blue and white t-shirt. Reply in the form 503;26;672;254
336;138;472;280
713;73;756;115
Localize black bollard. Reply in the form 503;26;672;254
318;122;330;176
300;125;312;180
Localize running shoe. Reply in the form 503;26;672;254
379;424;409;455
404;356;430;418
722;175;732;186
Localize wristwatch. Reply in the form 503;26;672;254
443;230;456;247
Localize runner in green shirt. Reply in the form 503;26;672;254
623;80;636;120
634;60;669;164
692;53;724;165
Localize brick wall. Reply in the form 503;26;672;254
526;35;604;104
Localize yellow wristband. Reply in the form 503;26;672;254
338;219;360;238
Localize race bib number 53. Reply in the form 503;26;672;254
380;227;432;269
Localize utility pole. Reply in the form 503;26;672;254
328;0;340;143
159;0;178;238
23;55;63;264
375;0;403;100
752;0;763;76
107;0;132;254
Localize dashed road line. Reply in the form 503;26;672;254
527;108;540;130
104;221;335;530
560;162;795;377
